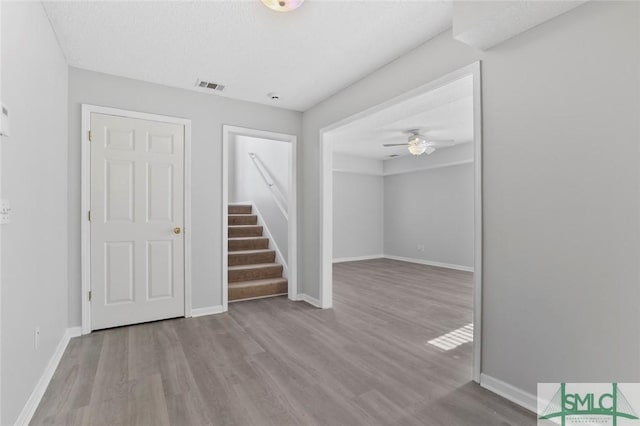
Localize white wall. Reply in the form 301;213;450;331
229;135;290;260
332;172;384;260
68;68;301;323
1;3;69;424
302;1;639;398
333;153;383;175
331;153;472;267
384;163;474;269
383;142;473;176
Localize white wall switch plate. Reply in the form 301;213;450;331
0;200;11;224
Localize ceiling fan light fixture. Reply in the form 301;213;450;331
408;141;427;156
261;0;304;12
408;133;426;146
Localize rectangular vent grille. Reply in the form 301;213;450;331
196;79;225;92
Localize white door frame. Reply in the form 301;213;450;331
222;126;298;311
80;104;192;335
319;62;483;382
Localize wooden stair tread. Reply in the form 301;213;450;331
228;277;288;301
228;205;252;214
228;236;269;252
228;225;263;238
228;236;268;241
228;277;288;289
228;249;274;255
228;249;276;266
228;262;281;271
228;214;258;225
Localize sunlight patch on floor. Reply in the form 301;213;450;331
427;323;473;351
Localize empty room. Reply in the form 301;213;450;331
329;71;478;400
1;1;639;425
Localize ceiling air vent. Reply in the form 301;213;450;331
388;154;399;158
196;79;225;92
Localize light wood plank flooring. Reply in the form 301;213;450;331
31;259;534;425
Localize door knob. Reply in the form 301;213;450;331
173;227;182;234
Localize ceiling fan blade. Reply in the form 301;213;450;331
383;143;409;147
426;139;456;147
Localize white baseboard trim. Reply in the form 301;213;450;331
191;305;225;317
296;293;322;308
384;255;474;272
332;254;384;263
480;373;537;414
15;327;81;426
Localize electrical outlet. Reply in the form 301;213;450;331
34;327;40;350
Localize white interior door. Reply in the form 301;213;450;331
90;113;185;330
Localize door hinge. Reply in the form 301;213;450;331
88;130;92;142
88;210;91;221
88;290;92;301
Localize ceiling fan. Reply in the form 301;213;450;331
383;129;455;156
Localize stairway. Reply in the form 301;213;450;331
228;205;288;301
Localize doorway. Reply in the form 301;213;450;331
81;105;192;333
319;62;482;382
222;126;297;310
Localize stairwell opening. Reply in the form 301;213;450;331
222;126;298;308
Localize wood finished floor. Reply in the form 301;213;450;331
31;259;535;425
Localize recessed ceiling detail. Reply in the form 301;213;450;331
41;1;452;111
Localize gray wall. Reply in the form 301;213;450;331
68;68;301;323
229;135;291;260
1;3;69;424
385;163;474;268
302;1;640;396
332;172;384;260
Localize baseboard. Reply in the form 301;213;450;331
480;373;537;414
191;305;225;317
332;254;384;263
384;255;474;272
296;293;322;308
15;327;80;426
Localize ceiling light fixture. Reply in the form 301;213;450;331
383;129;454;156
261;0;304;12
407;134;427;156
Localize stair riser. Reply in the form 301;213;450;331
228;252;276;266
229;226;263;238
229;265;283;283
229;239;269;251
228;215;257;225
229;205;252;214
229;281;288;301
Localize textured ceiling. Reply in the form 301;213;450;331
331;75;473;160
42;1;453;111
